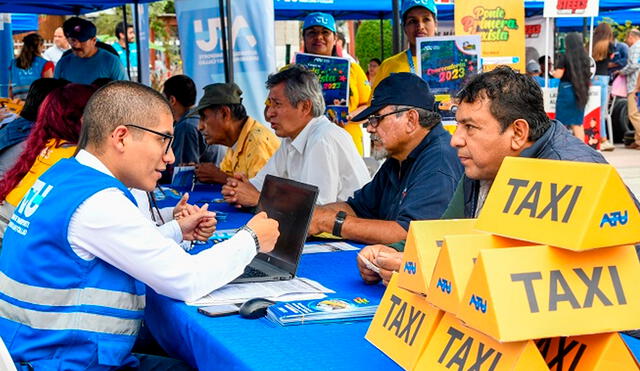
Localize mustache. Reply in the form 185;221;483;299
370;134;383;143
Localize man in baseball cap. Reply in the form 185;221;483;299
308;72;463;255
194;82;280;184
54;17;127;84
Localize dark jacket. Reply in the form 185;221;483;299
442;120;615;219
0;116;33;153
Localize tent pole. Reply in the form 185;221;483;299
588;16;594;57
218;0;232;83
225;0;234;82
392;0;400;54
545;16;549;87
134;2;142;83
122;5;132;81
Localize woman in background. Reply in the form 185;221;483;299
9;33;54;100
554;32;592;140
591;23;615;150
0;84;96;241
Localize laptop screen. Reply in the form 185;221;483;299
255;175;319;274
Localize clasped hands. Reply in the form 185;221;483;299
357;244;403;286
172;193;217;241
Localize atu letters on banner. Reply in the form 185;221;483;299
454;0;525;72
295;53;350;126
174;0;275;122
416;36;481;126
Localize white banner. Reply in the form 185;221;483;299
543;0;600;18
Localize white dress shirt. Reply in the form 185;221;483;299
68;150;257;302
250;116;370;205
42;45;67;65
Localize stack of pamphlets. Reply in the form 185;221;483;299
266;296;379;326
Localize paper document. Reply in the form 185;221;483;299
187;277;334;306
303;241;359;254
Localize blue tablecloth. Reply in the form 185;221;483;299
145;184;400;370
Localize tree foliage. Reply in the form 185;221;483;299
355;20;393;72
601;17;635;42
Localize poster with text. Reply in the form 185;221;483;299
455;0;525;72
543;0;600;18
295;53;350;126
416;35;481;127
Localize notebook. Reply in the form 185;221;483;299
231;175;319;283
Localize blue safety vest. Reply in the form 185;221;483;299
9;56;47;100
0;158;145;370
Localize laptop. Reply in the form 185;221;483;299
231;175;319;283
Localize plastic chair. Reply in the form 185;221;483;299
0;336;16;371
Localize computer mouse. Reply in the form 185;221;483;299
238;298;276;319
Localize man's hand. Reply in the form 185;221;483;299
221;173;260;208
357;245;385;284
172;193;190;218
195;162;228;184
376;248;403;286
245;212;280;253
176;204;217;241
357;245;403;285
308;207;335;236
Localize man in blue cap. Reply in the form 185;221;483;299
308;72;462;248
371;0;438;91
55;17;127;84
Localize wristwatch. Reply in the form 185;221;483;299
332;211;347;237
239;225;261;253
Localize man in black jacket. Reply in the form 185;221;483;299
358;66;639;285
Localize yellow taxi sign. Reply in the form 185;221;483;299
427;234;536;315
457;244;640;342
397;219;481;295
366;273;443;370
537;333;640;371
476;157;640;251
415;312;549;370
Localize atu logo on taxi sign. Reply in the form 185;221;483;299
600;210;628;228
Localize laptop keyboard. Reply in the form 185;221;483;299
240;265;268;278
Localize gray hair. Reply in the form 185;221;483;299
629;28;640;39
266;65;325;117
80;81;172;152
395;105;441;129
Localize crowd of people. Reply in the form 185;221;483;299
1;0;639;369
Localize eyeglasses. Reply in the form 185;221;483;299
125;124;174;154
365;108;411;128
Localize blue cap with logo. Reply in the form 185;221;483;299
401;0;438;22
351;72;436;122
303;12;337;33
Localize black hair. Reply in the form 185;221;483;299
115;21;133;40
456;66;551;141
337;32;346;44
163;75;196;108
369;58;382;65
19;78;69;122
562;32;591;109
201;103;248;122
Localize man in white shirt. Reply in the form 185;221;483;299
0;81;279;370
42;27;70;65
222;65;370;207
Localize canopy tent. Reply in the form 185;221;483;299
0;0;157;15
556;7;640;30
274;0;640;20
10;13;38;33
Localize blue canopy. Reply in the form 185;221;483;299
273;0;640;20
0;0;157;15
10;13;38;33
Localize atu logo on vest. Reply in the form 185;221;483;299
16;179;53;218
194;16;257;52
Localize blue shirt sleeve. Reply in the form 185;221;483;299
346;169;385;218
